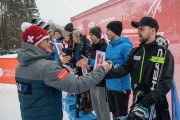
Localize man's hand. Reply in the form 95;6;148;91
106;60;116;68
76;55;88;67
101;61;112;73
59;53;71;64
94;64;101;70
84;64;90;70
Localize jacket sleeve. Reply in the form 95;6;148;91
83;38;91;56
105;48;134;79
43;62;106;94
140;50;174;108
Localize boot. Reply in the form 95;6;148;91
83;102;93;115
80;98;88;110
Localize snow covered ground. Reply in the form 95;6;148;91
0;84;21;120
0;83;174;120
0;54;18;58
0;83;69;120
0;83;176;120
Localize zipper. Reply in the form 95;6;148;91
138;47;145;83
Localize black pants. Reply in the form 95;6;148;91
107;90;131;116
156;96;171;120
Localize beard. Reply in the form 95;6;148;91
139;32;150;44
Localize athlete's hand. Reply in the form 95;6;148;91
76;55;88;67
106;60;115;68
101;61;112;73
60;53;71;64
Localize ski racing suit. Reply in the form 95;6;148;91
106;36;174;120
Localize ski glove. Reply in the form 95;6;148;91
132;104;149;119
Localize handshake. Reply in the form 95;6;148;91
94;60;113;73
59;54;112;73
76;55;113;73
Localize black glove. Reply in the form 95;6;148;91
130;104;149;120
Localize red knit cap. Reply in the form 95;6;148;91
21;22;50;45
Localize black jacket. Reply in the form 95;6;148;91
88;38;108;87
106;39;174;108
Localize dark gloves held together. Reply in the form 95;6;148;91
128;104;156;120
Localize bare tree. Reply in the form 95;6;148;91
48;20;65;37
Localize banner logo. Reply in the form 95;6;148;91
0;68;3;77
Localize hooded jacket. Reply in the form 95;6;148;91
15;43;107;120
105;37;133;90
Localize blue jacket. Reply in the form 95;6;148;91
106;37;133;91
16;78;62;120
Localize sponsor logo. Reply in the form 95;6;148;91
98;16;116;24
36;34;43;39
77;25;84;31
0;68;3;77
16;81;32;95
57;69;69;80
122;29;137;34
0;69;15;77
133;56;141;60
145;0;162;18
151;48;163;90
88;22;95;28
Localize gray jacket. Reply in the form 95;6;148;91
15;43;106;120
